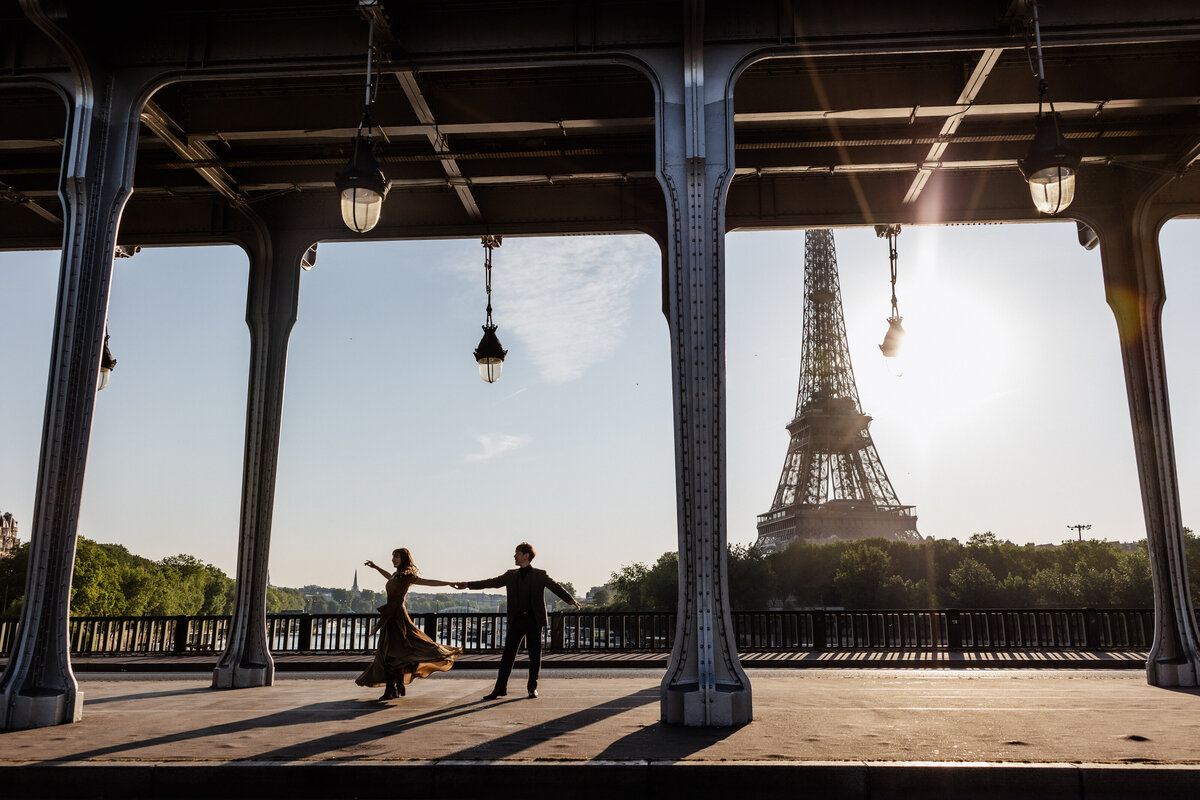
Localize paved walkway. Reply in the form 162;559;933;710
2;668;1197;799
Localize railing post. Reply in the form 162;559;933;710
423;613;437;641
298;614;313;652
1084;608;1101;650
172;617;190;654
946;609;963;652
550;612;564;651
811;610;826;652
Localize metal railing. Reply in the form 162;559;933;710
0;608;1163;657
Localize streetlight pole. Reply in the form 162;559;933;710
1068;523;1093;542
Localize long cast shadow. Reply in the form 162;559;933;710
594;720;739;761
437;688;661;761
244;698;496;760
45;698;394;759
245;688;660;762
83;687;211;705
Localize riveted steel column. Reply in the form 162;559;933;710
1;5;147;730
1092;193;1200;688
652;0;752;726
213;210;309;689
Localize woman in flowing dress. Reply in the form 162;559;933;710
356;548;462;700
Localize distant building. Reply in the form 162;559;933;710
586;584;614;604
351;570;360;596
0;512;18;558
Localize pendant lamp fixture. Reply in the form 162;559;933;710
473;235;508;383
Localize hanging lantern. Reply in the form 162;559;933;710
1019;1;1082;215
879;316;905;378
875;224;905;377
334;10;389;233
1019;114;1080;215
474;324;507;383
473;235;507;383
98;334;116;391
335;135;390;232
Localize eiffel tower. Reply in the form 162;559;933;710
755;230;919;553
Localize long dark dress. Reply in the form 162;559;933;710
356;573;461;687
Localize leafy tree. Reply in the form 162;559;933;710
878;574;931;607
609;561;650;609
1115;545;1153;607
1028;568;1080;606
71;538;127;615
833;542;891;607
0;542;31;617
609;552;679;610
547;581;578;611
948;557;1000;606
769;540;840;607
266;586;305;612
1186;527;1200;606
727;544;775;610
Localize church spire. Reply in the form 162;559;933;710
352;569;360;595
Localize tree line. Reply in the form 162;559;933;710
2;532;1197;617
0;538;236;618
603;531;1200;611
0;537;570;617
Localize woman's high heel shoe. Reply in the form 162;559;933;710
378;683;398;701
397;681;406;697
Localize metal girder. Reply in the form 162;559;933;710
164;117;656;146
0;178;60;224
139;100;248;209
394;69;481;220
903;48;1004;205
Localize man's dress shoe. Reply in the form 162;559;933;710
483;692;506;700
527;689;538;699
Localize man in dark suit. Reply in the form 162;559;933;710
456;542;580;699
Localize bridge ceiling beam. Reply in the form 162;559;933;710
2;0;1200;244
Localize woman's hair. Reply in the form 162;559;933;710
391;547;418;576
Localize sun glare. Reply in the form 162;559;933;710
864;229;1015;450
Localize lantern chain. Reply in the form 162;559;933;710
482;234;502;327
885;226;900;321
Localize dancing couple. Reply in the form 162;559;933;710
356;542;580;701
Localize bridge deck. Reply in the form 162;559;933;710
2;668;1196;799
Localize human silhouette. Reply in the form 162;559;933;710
357;548;461;700
454;542;580;699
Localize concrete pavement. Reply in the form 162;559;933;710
2;669;1198;798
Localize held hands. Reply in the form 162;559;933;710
450;582;468;590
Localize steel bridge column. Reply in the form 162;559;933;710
1091;189;1200;688
1;4;148;730
213;208;309;689
650;1;752;726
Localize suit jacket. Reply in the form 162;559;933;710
467;567;574;626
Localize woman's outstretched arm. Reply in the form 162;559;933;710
411;577;455;587
363;560;392;579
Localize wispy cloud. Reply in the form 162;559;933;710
464;433;531;462
449;235;653;383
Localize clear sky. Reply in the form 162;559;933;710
2;219;1198;595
